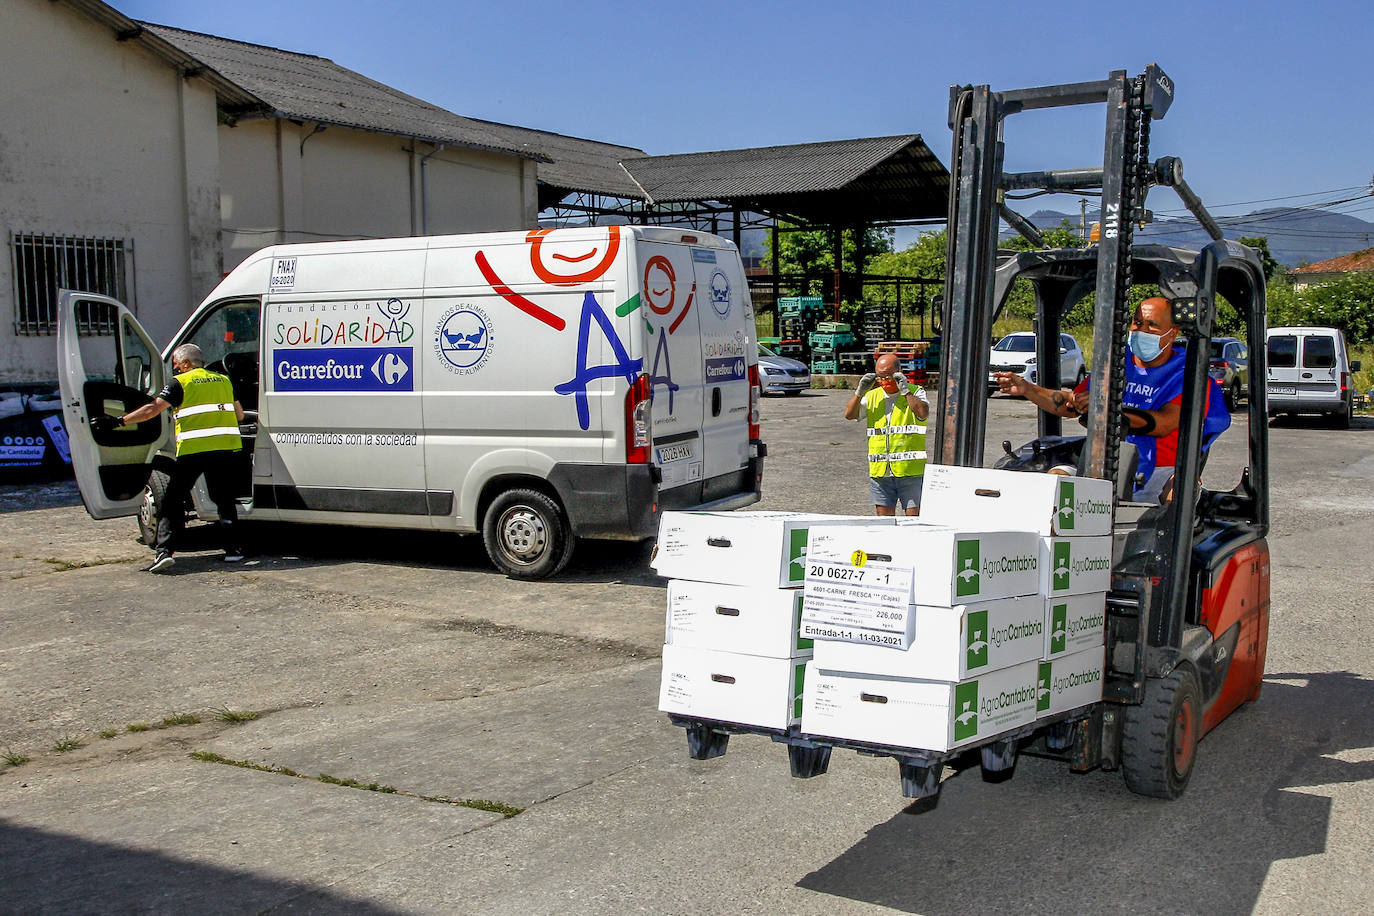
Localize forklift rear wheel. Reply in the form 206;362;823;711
1122;666;1201;799
482;488;575;580
137;470;170;546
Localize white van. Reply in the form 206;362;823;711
57;226;764;578
1266;326;1361;428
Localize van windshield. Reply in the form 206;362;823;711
1303;335;1336;369
1268;335;1297;368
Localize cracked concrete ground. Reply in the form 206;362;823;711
2;393;1373;914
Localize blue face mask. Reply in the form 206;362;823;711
1130;330;1171;362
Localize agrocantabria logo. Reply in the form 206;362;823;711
953;680;979;741
955;539;981;597
966;609;989;670
1058;480;1076;530
1051;603;1068;655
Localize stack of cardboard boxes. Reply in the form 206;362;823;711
799;466;1113;751
653;512;886;730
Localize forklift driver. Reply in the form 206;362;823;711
994;296;1230;502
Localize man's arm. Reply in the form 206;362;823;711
234;400;245;423
844;373;877;421
118;398;172;426
994;372;1079;417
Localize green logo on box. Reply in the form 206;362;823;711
795;597;813;650
955;539;981;597
1053;540;1071;589
788;528;809;582
1050;603;1068;655
793;663;807;718
953;680;980;740
966;609;989;670
1037;662;1052;712
1058;480;1075;530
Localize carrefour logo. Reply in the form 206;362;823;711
274;347;413;392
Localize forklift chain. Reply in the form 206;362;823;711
1102;75;1151;485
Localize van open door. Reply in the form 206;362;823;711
56;290;170;519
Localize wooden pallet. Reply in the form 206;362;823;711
873;340;931;357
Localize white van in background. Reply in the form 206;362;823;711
57;226;764;578
1266;326;1361;428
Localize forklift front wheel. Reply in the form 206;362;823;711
1121;666;1202;800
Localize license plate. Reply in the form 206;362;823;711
657;443;694;463
1268;384;1296;396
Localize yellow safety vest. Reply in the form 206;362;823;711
173;367;241;457
864;386;926;478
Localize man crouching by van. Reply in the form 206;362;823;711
93;344;246;572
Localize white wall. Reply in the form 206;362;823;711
0;0;223;381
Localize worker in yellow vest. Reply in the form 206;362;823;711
100;343;245;572
843;352;930;516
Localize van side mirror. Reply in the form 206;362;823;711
1352;360;1362;372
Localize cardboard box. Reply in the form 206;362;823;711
920;464;1114;537
666;580;811;658
1036;646;1106;717
652;511;886;588
806;523;1041;606
801;660;1040;752
811;595;1043;680
659;644;808;730
1044;592;1108;659
1040;536;1112;597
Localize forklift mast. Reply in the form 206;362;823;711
933;66;1270;707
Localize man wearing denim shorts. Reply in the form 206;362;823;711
843;352;929;516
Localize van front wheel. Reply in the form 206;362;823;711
482;488;575;580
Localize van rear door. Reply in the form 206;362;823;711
55;290;170;518
1266;332;1299;402
638;241;707;497
1298;332;1340;403
689;244;754;500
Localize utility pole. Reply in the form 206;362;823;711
1080;198;1088;241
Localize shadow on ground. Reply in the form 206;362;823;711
798;671;1374;916
0;821;407;915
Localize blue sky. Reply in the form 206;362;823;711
119;0;1374;230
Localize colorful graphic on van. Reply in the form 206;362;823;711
555;292;643;430
649;326;680;413
709;269;731;318
434;304;494;376
643;256;697;334
274;347;414;392
474;251;566;331
272;299;415;347
528;226;621;286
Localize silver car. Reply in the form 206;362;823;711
988;331;1086;392
757;344;811;396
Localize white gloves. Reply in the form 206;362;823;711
893;372;910;395
856;373;877;397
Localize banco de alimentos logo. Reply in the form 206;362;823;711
434;304;493;376
955;538;981;597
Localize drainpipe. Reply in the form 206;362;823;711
419;144;446;235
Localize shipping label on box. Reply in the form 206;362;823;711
666;580;811;658
812;595;1043;681
802;660;1039;752
801;558;915;648
921;465;1114;536
1036;647;1106;717
1040;536;1112;597
652;511;886;588
1045;592;1107;659
659;644;807;730
807;524;1041;606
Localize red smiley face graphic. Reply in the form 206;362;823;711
644;256;677;315
527;226;622;286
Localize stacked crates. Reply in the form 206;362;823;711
860;303;900;350
777;297;826;360
873;340;931;384
809;321;856;375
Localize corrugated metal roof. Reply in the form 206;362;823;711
622;135;949;222
140;23;547;161
1289;246;1374;274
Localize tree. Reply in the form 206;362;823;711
763;223;894;293
1293;272;1374;345
1237;236;1281;281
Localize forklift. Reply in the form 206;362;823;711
669;65;1271;800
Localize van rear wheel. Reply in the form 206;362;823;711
482;488;575;580
137;470;170;546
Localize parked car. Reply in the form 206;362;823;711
1209;337;1249;410
987;331;1085;393
757;343;811;396
1267;326;1361;428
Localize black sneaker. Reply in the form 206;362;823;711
146;551;175;573
223;548;245;563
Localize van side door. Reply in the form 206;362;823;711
690;245;753;495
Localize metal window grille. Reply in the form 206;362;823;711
10;232;133;335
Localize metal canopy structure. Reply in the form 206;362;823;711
538;135;950;232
